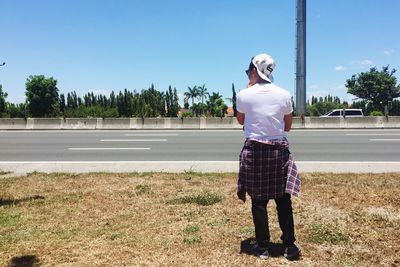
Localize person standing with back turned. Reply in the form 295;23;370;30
236;53;301;261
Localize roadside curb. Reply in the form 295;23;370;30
1;161;400;175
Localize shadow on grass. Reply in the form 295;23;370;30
9;255;40;267
240;238;285;258
0;195;45;207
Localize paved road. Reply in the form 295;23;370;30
1;129;400;173
1;129;400;161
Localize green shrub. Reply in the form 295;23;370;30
181;112;193;118
369;110;384;116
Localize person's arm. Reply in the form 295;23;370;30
284;113;292;132
236;112;245;125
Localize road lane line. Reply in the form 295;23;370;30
347;134;400;136
68;148;151;150
124;134;179;136
369;139;400;141
100;139;167;142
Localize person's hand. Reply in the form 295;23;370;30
237;189;246;202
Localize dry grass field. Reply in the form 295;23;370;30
1;171;399;267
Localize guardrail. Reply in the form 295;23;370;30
0;117;400;130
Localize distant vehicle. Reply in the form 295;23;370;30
320;109;364;117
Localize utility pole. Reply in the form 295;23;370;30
296;0;306;117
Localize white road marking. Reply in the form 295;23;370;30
291;129;400;132
124;134;179;136
347;134;400;136
68;148;151;150
369;139;400;142
100;139;167;142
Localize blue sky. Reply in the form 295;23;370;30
1;0;399;105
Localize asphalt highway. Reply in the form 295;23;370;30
1;129;400;162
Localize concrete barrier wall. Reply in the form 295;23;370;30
0;118;27;130
28;118;63;129
64;118;97;129
200;117;242;129
101;118;131;129
1;116;400;130
382;116;400;128
292;117;305;129
181;118;200;129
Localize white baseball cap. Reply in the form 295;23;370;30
250;53;275;83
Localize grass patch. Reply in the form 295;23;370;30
52;228;75;240
0;172;399;266
183;236;202;245
208;217;230;227
135;184;151;195
239;227;255;238
183;225;199;234
0;211;21;227
167;192;222;206
109;232;122;241
308;223;349;244
62;192;82;202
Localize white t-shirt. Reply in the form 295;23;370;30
236;83;293;141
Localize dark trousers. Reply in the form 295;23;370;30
251;193;296;248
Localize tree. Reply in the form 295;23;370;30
346;66;400;113
0;85;8;116
7;103;26;118
25;75;60;117
207;92;223;116
232;83;237;117
165;86;180;117
140;84;165;117
109;91;116;108
197;84;209;105
172;88;180;116
306;94;347;116
214;98;228;118
59;93;66;116
206;92;228;117
197;84;209;116
184;86;199;107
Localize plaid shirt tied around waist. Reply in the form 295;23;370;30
238;137;301;200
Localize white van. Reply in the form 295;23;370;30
320;109;364;117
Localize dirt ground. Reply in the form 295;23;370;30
1;172;399;266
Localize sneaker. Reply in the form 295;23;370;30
252;244;269;260
284;243;301;261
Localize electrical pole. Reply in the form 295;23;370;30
296;0;306;117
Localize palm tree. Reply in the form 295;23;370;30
209;92;223;102
184;86;199;107
207;92;223;116
198;84;209;105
